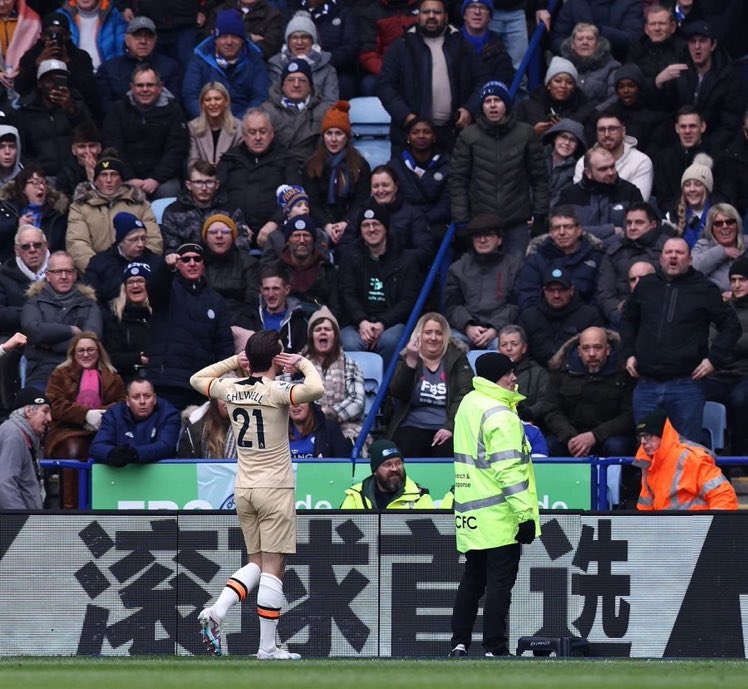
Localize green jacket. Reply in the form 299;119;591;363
453;376;540;552
340;474;434;510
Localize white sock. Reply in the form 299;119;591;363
257;573;285;652
213;562;261;619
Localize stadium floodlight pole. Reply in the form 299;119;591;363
350;223;457;469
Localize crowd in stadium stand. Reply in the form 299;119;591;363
0;0;747;509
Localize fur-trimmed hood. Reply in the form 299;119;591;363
548;328;621;372
72;181;148;206
526;230;604;257
560;34;615;72
26;279;97;301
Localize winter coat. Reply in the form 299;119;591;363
0;256;35;333
119;0;202;31
260;84;328;166
203;246;260;330
515;232;604;308
449;110;548;226
620;266;741;379
182;36;268;119
545;150;579;208
691;235;740;295
625;34;687;87
712;296;748;381
560;34;620;107
444;248;520;332
467;29;514;86
603;98;666;157
358;0;419;77
542;331;633;445
514;355;548;424
517;292;604;368
289;402;352;459
206;0;283;60
89;397;181;464
341;474;434;510
386;342;473;435
280;247;338;313
57;1;127;68
267;46;338;107
0;183;68;259
21;281;102;389
66;182;162;273
388;151;451;226
716;135;748;218
44;361;126;457
516;84;595;129
188;115;243;168
243;294;308;353
83;246;162;304
653;143;712;215
102;303;151;381
0;416;42;509
102;90;189;183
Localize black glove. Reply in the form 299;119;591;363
105;445;138;468
515;520;536;545
530;214;546;237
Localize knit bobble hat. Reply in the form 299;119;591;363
122;261;152;282
202;213;238;240
358;199;390;228
729;256;748;279
681;153;714;194
283;214;315;241
281;58;313;87
475;352;514;382
214;9;245;38
461;0;493;17
113;212;145;243
369;439;403;473
479;80;512;108
321;100;351;136
276;184;310;214
545;56;579;86
285;10;318;44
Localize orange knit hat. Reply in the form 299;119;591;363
321;100;351;136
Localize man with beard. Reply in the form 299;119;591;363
340;439;434;509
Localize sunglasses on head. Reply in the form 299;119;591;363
179;254;203;263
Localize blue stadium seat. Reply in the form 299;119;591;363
466;349;490;374
344;351;384;415
702;401;727;452
150;196;176;225
349;96;391;167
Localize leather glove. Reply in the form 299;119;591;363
105;445;138;468
516;520;536;545
85;409;105;430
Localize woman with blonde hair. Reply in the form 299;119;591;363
692;203;745;298
188;82;243;167
178;397;237;460
386;312;473;457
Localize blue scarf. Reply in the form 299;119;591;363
326;150;350;204
22;202;43;227
460;26;490;54
401;150;440;178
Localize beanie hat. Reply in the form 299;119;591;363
13;387;50;410
283;214;315;241
369;439;403;473
276;184;310;214
285;10;318;44
545;56;579;86
176;242;204;256
281;58;313;87
729;256;748;279
321;100;351;136
614;63;645;89
479;80;511;108
214;9;245;38
681;153;714;194
94;156;126;180
475;352;514;382
358;199;390;228
636;408;668;437
202;213;238;240
461;0;493;17
113;212;145;243
122;261;152;281
307;304;340;339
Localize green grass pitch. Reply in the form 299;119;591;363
2;657;748;689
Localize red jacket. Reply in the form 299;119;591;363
359;0;419;76
634;418;737;511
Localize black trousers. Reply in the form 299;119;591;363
450;543;521;654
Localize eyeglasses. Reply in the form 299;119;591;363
18;241;45;251
122;234;146;244
712;218;737;228
639;433;656;443
555;133;577;143
179;255;203;263
46;268;75;275
596;125;622;133
25;177;46;187
421;8;444;14
188;179;217;188
75;347;97;355
549;223;578;232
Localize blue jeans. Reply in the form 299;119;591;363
633;376;705;443
341;324;405;366
489;10;529;71
702;376;748;454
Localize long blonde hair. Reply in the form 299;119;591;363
58;331;117;373
703;203;744;250
109;281;152;320
412;312;451;360
191;82;237;137
202;399;234;459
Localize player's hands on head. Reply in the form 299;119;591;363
237;351;250;372
274;352;302;373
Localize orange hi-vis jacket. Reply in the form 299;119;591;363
634;419;738;511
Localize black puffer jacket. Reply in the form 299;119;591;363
449;110;548;226
0;257;33;334
102;303;151;381
203;246;260;330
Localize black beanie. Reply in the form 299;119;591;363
475;352;514;382
729;256;748;279
636;408;668;437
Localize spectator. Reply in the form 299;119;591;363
182;8;268;120
83;211;162;304
516;56;595;138
0;164;68;260
288;400;352;459
541;118;587;207
340;438;434;509
205;0;282;62
627;260;655;292
96;16;181;117
0;1;41;99
377;0;482;153
187;81;243;168
692;203;744;297
386;311;473;458
267;10;338;107
517;266;604;368
621;237;741;440
450;80;548;258
444;214;520;349
559;147;643;247
16;58;92;179
261;57;327;166
102;262;152;381
56;0;127;72
0;123;22;186
542;326;634;457
44;330;125;508
179;396;236;460
388;116;451;236
715;109;748;218
102;63;189;200
515;205;604;309
21;250;102;392
634;408;737;510
338;200;420;364
0;388;51;510
560;22;620;107
54;121;102;198
459;0;514;84
145;243;234;409
498;323;548;424
303;100;371;247
216;108;301;252
596;202;667;326
573;111;654;201
66;151;161;273
89;377;181;465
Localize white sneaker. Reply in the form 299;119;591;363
256;646;301;660
198;607;223;656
